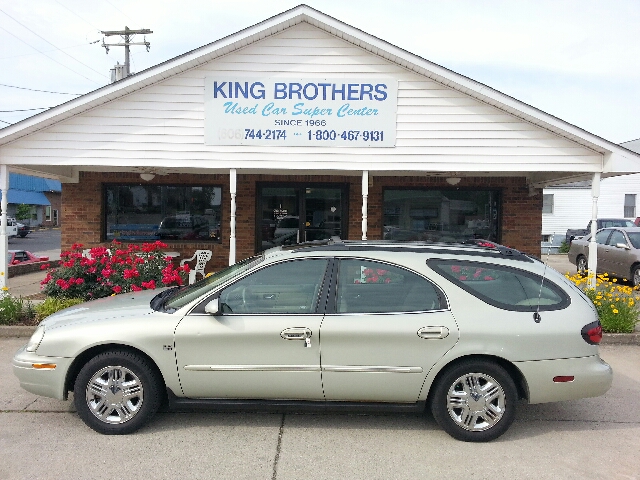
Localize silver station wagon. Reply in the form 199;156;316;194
13;240;612;442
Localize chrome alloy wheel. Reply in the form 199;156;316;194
446;372;506;432
85;365;144;424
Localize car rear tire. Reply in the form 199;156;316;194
430;360;517;442
74;350;162;434
577;255;588;276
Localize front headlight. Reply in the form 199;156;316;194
26;326;45;352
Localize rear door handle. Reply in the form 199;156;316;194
417;326;450;339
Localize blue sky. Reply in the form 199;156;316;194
1;0;638;143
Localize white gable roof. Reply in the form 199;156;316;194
1;4;639;182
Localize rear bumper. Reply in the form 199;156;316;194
12;345;73;400
515;354;612;404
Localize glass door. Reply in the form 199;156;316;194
257;184;347;251
303;187;343;242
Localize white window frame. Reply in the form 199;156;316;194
624;194;636;218
542;194;554;214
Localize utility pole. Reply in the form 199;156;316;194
101;27;152;77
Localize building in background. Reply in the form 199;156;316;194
1;5;640;275
0;173;61;227
542;139;640;252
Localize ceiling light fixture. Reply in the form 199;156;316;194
140;173;155;181
446;177;461;185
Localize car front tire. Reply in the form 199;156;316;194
430;360;517;442
74;350;163;434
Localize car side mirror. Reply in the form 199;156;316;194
615;243;630;250
204;298;220;315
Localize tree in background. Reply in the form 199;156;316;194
15;203;31;222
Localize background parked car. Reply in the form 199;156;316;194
567;227;640;285
6;217;18;238
566;218;635;245
8;250;49;265
16;222;31;237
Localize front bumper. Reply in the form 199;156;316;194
12;345;74;400
515;354;613;404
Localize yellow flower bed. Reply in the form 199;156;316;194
566;272;639;333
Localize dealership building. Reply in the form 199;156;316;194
1;5;639;279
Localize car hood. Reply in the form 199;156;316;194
40;289;164;330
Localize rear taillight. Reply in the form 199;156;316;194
581;320;603;345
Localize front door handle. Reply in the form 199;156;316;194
417;326;450;339
281;327;313;347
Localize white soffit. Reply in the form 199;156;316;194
1;4;639;167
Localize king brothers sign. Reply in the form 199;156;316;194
204;78;398;147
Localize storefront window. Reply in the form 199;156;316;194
105;185;222;242
383;189;500;243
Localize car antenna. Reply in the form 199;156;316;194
534;232;555;323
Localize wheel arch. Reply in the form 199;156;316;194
425;354;529;408
64;343;167;401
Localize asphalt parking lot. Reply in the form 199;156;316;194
1;338;638;480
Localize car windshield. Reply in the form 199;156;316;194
161;254;264;311
627;232;640;249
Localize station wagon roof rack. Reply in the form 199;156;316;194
282;237;532;262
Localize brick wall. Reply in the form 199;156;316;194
62;172;541;272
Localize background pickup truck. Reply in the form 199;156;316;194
566;218;635;244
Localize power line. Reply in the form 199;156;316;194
0;40;99;60
104;0;138;25
0;25;100;84
0;119;12;125
0;7;107;79
0;83;82;95
53;0;101;31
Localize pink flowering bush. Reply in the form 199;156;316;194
41;241;189;301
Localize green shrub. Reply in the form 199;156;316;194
35;297;85;321
0;295;36;325
557;241;570;254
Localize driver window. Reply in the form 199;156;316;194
218;259;328;314
595;230;611;245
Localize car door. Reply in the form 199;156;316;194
174;258;330;400
604;229;632;279
319;258;459;403
595;229;613;273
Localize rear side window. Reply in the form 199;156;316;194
336;259;446;313
427;260;570;312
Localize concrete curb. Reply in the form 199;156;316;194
0;326;37;338
1;326;639;344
